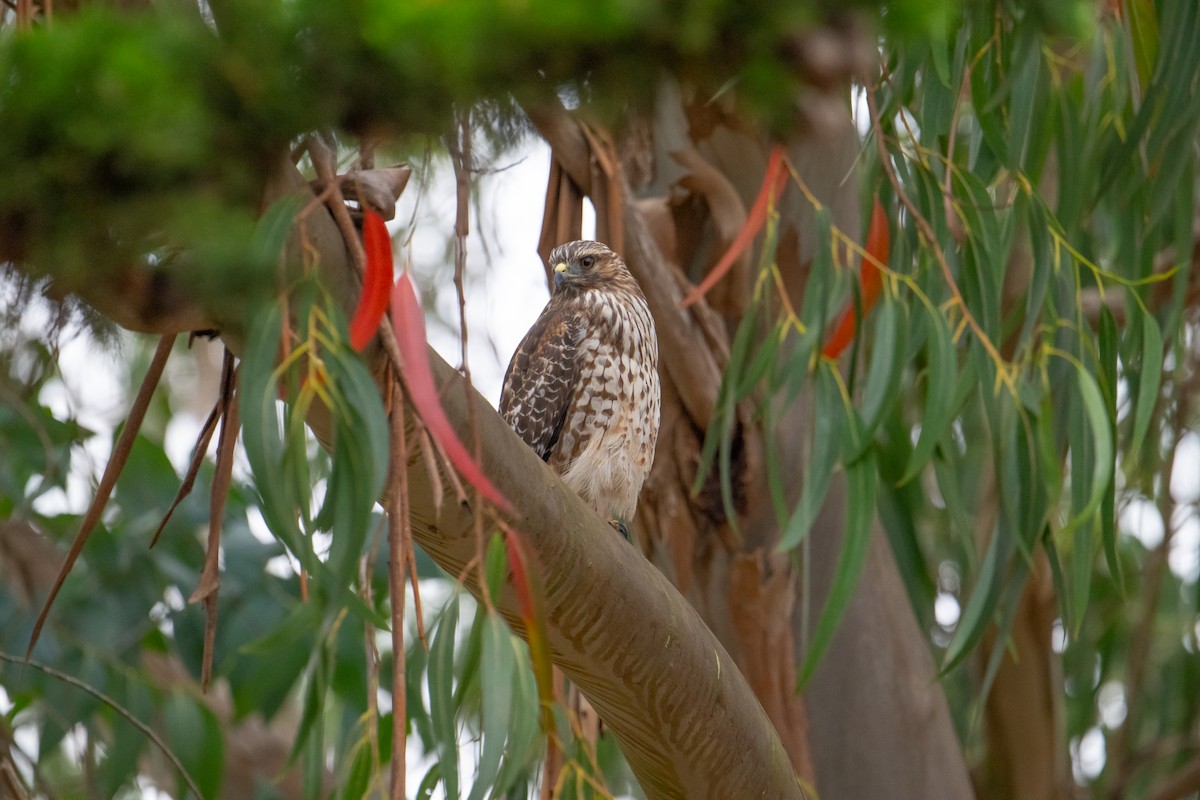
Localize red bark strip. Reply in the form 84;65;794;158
679;145;788;308
390;274;513;512
349;209;394;351
822;199;889;359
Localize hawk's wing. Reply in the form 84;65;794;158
499;305;584;462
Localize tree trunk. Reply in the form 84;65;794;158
586;81;978;799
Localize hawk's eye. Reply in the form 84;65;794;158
580;256;595;269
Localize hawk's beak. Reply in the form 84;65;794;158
553;261;570;288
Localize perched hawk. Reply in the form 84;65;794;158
500;240;660;535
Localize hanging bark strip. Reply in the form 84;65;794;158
537;158;585;285
528;101;723;429
150;348;237;548
390;273;512;513
189;351;239;693
27;334;177;658
449;110;492;591
385;389;411;800
821;198;890;359
579;123;625;256
349;209;395;351
679;145;788;308
150;402;219;548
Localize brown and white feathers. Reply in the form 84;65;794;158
500;240;660;526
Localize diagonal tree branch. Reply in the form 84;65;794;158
14;155;804;799
404;351;802;799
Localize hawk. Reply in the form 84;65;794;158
500;240;660;536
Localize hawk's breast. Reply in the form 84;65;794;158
553;289;660;521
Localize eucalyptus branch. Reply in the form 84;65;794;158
865;82;1014;394
0;652;203;800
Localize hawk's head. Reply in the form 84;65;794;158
549;240;631;292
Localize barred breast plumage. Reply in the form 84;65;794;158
500;240;660;527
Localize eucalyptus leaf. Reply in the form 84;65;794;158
901;299;956;484
798;446;877;688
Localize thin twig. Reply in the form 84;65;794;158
386;389;411;800
0;651;203;799
191;354;239;693
940;61;973;245
149;393;222;549
28;335;176;658
864;82;1013;394
309;137;369;275
450;110;491;606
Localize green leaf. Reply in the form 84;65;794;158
429;595;461;800
974;556;1033;710
1006;26;1044;172
235;603;319;719
778;363;842;551
1003;401;1045;561
1131;311;1163;456
343;743;374;800
484;532;509;603
493;638;543;794
250;193;305;267
854;296;906;454
901;298;956;484
292;641;331;766
1066;365;1115;532
164;695;224;800
1059;365;1114;633
693;297;759;500
417;763;444;799
797;446;877;688
876;413;937;623
941;522;1010;675
1097;308;1122;591
238;306;304;557
322;327;390;588
1127;0;1159;89
468;614;516;800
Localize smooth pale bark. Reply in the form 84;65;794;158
409;356;802;800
